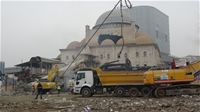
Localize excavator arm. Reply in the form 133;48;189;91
181;60;200;74
47;65;58;82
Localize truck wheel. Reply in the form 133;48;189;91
151;88;156;97
155;88;166;98
115;87;125;97
81;87;92;97
129;87;139;97
141;87;151;97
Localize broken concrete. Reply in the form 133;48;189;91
1;94;200;112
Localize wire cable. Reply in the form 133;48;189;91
59;0;122;79
42;0;133;99
118;0;132;58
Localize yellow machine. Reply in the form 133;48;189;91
34;65;58;93
74;59;200;97
92;67;145;86
143;60;200;97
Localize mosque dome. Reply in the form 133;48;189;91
116;37;131;44
135;31;151;38
80;38;86;46
66;41;80;49
133;36;155;44
94;9;134;28
101;39;115;45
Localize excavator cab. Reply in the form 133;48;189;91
100;58;132;71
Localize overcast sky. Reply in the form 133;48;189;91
0;0;199;67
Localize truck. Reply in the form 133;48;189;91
73;58;158;97
73;58;200;97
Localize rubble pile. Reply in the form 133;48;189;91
0;101;35;109
1;95;200;112
68;95;200;112
13;81;32;96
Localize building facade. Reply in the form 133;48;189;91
58;9;166;89
59;9;162;68
123;6;170;55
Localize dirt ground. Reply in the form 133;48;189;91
1;92;200;112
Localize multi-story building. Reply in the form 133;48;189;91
123;6;170;55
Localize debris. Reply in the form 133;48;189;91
1;95;200;111
63;97;66;100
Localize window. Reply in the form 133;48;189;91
76;73;85;80
136;52;139;57
107;54;110;59
72;55;75;59
100;54;103;59
66;56;68;60
143;51;147;57
124;53;127;58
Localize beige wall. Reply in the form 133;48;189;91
60;22;161;68
61;43;161;67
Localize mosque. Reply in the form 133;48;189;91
58;9;163;68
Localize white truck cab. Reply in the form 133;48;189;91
73;68;116;97
74;70;94;94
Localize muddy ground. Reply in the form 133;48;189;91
1;92;200;112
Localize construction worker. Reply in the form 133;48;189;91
57;85;61;94
35;81;43;99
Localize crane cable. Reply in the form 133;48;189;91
59;0;122;79
118;0;132;58
57;0;133;83
43;0;133;99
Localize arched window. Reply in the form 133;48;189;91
100;54;103;59
136;52;139;57
143;51;147;57
107;54;110;59
66;56;68;60
124;53;128;58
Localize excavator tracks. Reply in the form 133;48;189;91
154;84;200;98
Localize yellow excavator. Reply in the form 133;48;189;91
143;60;200;97
34;59;86;93
34;65;58;93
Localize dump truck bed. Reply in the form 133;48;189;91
92;68;146;86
